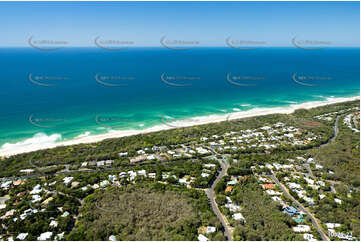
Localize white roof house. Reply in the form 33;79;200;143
201;173;210;178
49;220;58;227
137;170;147;177
63;177;74;185
233;213;245;221
100;180;110;187
196;147;209;154
37;232;52;241
303;233;316;241
109;235;117;241
118;152;128;157
205;226;216;233
198;234;209;242
16;233;28;241
293;225;311;233
325;223;341;229
148;173;156;178
30;184;42;194
204;164;216;168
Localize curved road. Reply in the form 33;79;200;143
203;146;232;241
206;160;232;241
321;115;340;147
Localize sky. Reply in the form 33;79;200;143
0;1;359;47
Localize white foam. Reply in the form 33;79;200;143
0;95;359;157
0;133;62;156
76;131;91;138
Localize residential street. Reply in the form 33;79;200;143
268;174;330;241
206;159;232;241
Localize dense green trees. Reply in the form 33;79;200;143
67;183;224;241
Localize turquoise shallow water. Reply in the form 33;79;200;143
0;47;359;147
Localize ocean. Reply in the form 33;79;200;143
0;47;359;151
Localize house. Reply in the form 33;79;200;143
30;184;42;194
109;235;117;241
305;178;315;185
119;172;127;178
100;180;110;187
81;162;88;167
20;209;38;220
13;180;24;186
137;149;145;155
118;152;128;157
292;214;304;224
266;190;281;196
201;173;210;178
148;173;156;179
16;233;28;240
293;225;310;233
108;175;117;182
225;203;241;212
147;154;156;160
287;182;302;190
105;160;113;166
198;234;209;242
37;232;52;241
49;220;58;227
179;178;190;185
205;226;216;233
325;223;341;229
200;137;208;141
334;198;342;204
303;197;315;205
128;171;137;181
20;169;34;174
284;206;299;216
233;213;245;221
271;196;282;202
307;158;314;163
61;211;70;217
55;233;64;241
130;155;146;163
204;164;216;168
137;170;146;177
1;209;15;219
225;186;233;193
196;147;209;154
303;233;316;241
262;184;275;190
32;195;42;203
63;177;74;185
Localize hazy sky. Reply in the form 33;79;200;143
0;1;359;47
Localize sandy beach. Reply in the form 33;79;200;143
0;96;359;158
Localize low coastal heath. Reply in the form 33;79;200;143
0;96;358;158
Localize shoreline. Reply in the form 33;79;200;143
0;96;359;158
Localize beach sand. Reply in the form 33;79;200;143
0;96;359;158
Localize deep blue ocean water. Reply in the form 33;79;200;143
0;47;359;147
